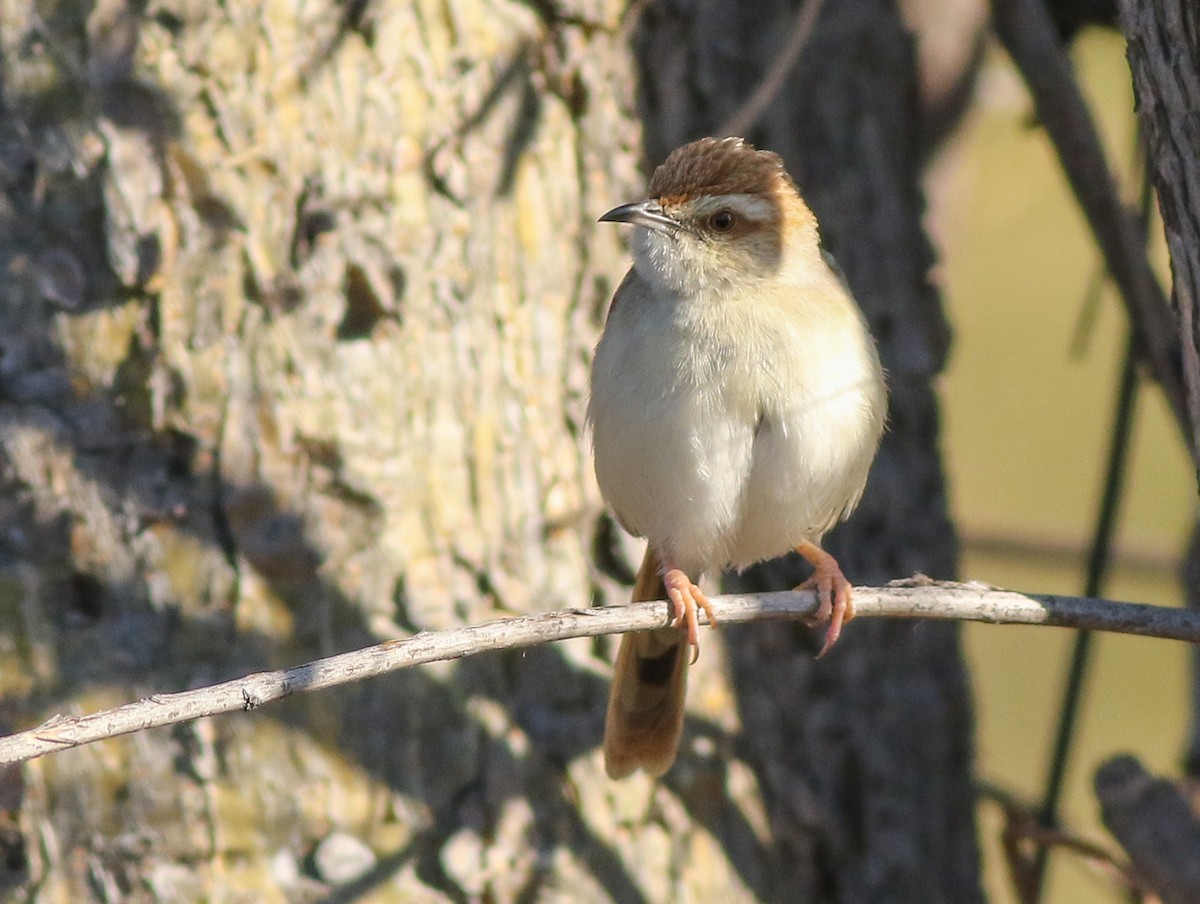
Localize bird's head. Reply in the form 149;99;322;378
600;137;820;297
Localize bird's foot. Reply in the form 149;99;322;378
662;566;715;663
795;540;854;658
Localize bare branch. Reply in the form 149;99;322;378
2;579;1199;767
979;781;1153;901
991;0;1191;455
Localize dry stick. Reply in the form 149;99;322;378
2;580;1200;767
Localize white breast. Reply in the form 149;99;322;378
726;304;884;568
588;268;884;578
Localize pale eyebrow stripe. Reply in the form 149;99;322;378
689;194;775;221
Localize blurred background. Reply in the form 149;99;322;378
935;28;1195;903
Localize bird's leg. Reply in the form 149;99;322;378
795;539;853;657
661;562;715;663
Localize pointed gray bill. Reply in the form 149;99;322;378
598;200;678;234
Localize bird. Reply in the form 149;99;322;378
588;137;887;779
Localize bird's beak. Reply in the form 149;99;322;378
599;200;678;234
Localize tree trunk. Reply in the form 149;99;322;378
0;0;643;899
1119;0;1200;860
0;0;981;901
1118;0;1200;471
635;1;981;902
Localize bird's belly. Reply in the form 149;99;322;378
595;384;876;575
591;381;756;578
589;273;883;578
725;387;878;568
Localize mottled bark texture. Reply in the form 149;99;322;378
1111;3;1200;899
1118;0;1200;467
0;0;645;899
635;2;981;903
1118;0;1200;785
0;0;979;902
1117;20;1200;903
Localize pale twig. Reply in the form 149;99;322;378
3;579;1200;767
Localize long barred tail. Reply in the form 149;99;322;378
602;546;689;779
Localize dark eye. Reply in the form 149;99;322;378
710;209;736;232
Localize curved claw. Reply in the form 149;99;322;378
662;567;716;663
795;541;854;658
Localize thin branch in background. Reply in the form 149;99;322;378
1036;123;1158;900
1068;266;1112;359
3;580;1200;768
990;0;1190;456
716;0;827;138
1066;132;1150;359
980;781;1152;904
990;2;1188;897
1035;333;1140;896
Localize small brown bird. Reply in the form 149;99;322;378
589;137;886;779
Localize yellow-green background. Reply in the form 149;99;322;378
937;30;1196;903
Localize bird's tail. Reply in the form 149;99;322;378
603;546;689;779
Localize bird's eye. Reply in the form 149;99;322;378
710;209;736;232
